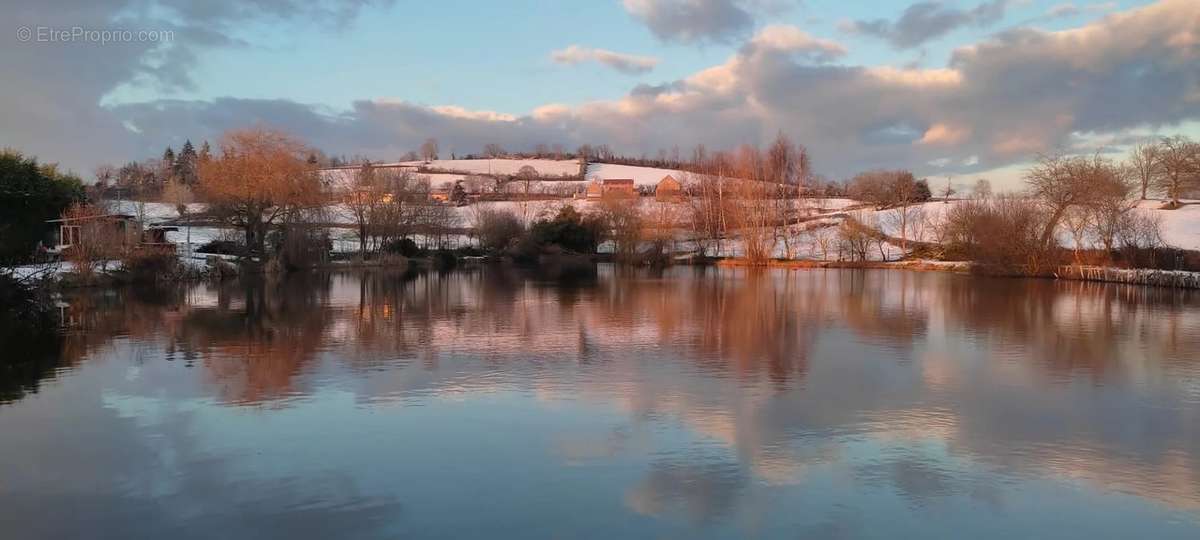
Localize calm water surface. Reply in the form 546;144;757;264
2;266;1200;539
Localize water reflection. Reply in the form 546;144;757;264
2;266;1199;538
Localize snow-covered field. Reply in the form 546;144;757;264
864;199;1200;251
1138;200;1200;251
584;163;684;187
398;158;581;177
104;200;207;224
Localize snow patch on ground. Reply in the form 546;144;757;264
1148;203;1200;251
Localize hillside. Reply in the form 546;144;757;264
584;163;685;187
321;159;689;190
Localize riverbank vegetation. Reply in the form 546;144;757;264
4;128;1200;294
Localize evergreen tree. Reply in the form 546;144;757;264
0;150;86;263
162;146;176;168
914;179;932;202
450;181;467;206
199;141;212;162
175;140;198;185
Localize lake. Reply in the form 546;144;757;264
2;266;1199;539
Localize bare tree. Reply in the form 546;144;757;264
344;163;381;257
595;198;642;261
973;179;992;199
1152;135;1200;206
484;143;506;158
684;173;725;257
420;138;440;162
198;127;326;258
1127;141;1161;200
1087;167;1137;253
514;165;540;223
162;178;194;256
60;203;124;280
1061;205;1091;264
1024;153;1111;253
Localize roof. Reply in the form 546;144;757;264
601;178;635;185
46;213;136;223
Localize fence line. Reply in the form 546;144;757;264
1057;265;1200;289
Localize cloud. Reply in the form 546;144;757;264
621;0;757;44
743;25;848;63
551;45;660;74
1045;3;1081;18
0;0;389;171
842;0;1012;49
3;0;1200;187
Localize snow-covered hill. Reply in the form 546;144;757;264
584;163;685;187
397;158;582;177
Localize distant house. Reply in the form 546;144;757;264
587;178;637;200
45;214;176;255
655;175;682;201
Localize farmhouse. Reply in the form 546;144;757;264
586;178;637;200
655;175;682;201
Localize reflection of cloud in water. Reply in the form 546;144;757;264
624;458;746;523
18;266;1200;533
0;365;400;539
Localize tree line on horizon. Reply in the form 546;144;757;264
4;126;1200;274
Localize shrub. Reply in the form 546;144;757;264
121;249;181;282
197;239;244;256
454;245;485;257
268;225;330;271
939;196;1057;273
431;250;457;269
476;209;524;252
383;237;422;257
529;206;600;253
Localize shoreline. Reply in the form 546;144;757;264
712;257;1200;290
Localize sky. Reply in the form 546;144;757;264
2;0;1198;188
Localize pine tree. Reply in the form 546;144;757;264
451;181;468;206
176;140;198;185
162;146;176;168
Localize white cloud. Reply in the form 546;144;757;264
745;25;848;62
550;45;660;74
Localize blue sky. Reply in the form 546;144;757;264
4;0;1196;187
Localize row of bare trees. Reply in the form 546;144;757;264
939;151;1169;273
343;164;461;256
1127;136;1200;204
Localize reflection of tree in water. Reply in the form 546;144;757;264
676;268;817;384
180;274;333;405
3;284;188;404
836;270;929;348
939;276;1200;377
